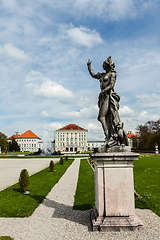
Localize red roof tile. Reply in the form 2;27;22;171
7;134;20;140
127;133;138;139
18;130;41;139
58;124;86;131
7;130;41;140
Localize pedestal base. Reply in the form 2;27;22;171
90;207;144;232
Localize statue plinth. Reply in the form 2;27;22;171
90;151;144;231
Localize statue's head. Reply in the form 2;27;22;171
103;56;115;71
116;122;124;130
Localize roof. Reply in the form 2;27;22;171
18;130;41;139
58;124;86;131
7;130;41;140
7;134;20;140
127;133;138;139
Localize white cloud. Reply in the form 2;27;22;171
66;25;103;47
119;48;160;74
137;110;160;122
35;80;74;99
0;43;30;61
1;0;17;9
25;71;74;102
44;122;64;131
61;105;98;119
119;106;134;116
49;0;158;22
120;96;128;103
135;93;160;108
40;111;49;118
86;122;101;131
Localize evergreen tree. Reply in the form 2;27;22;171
10;136;20;152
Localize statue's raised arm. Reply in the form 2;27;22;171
87;59;101;79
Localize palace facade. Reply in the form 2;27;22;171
55;124;88;152
7;130;43;152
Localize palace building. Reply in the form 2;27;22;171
55;124;88;152
87;141;105;151
7;130;43;152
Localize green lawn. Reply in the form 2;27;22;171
0;159;73;217
1;155;159;218
73;159;95;210
134;155;160;216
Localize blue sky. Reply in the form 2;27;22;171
0;0;160;141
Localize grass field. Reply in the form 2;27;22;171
1;155;159;218
134;155;160;216
0;159;73;217
73;159;95;210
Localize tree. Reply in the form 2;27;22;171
9;136;20;152
0;132;8;152
49;160;54;172
131;135;138;150
19;169;30;193
136;119;160;151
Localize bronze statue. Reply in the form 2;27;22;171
87;56;128;149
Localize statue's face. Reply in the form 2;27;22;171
103;62;110;72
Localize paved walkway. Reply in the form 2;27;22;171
0;158;60;191
0;158;160;239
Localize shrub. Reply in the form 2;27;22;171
65;156;68;161
19;169;30;193
49;160;54;172
88;157;94;168
60;157;63;165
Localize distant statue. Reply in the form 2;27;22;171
87;56;128;149
155;143;159;154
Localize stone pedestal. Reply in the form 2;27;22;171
90;152;144;231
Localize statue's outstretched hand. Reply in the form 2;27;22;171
87;59;92;66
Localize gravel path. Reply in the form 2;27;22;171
0;158;160;240
0;158;60;191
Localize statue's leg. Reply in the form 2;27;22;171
97;96;109;140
